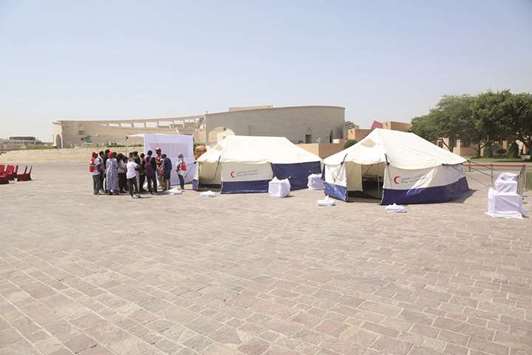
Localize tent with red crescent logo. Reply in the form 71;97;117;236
322;129;469;204
192;135;321;193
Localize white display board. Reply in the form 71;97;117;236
143;134;195;185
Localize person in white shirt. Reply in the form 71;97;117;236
126;155;140;198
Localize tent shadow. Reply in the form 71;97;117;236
346;196;381;204
448;189;477;204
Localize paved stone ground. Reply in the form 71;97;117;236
0;163;531;355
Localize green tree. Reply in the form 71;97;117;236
504;92;532;155
411;95;476;151
343;139;358;149
412;90;532;158
470;90;514;156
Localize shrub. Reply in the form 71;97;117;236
344;139;358;149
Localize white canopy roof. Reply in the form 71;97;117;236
198;135;321;164
324;129;465;169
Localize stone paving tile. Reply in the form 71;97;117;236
0;163;531;354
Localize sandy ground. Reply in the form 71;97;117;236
0;163;531;355
0;147;143;164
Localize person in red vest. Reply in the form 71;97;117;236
88;152;102;195
176;153;187;190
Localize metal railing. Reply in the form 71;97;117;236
464;161;529;194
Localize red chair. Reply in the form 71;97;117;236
0;165;8;185
0;164;5;175
17;166;32;181
4;165;15;180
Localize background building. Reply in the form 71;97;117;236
0;136;51;152
346;120;412;141
52;105;345;148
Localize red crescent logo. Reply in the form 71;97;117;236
393;175;400;184
230;171;236;178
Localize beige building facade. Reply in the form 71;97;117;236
53;105;345;148
346;120;412;142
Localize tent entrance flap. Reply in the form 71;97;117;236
324;162;386;201
346;162;385;200
198;161;222;186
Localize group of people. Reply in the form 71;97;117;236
89;148;188;198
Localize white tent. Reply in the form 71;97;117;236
142;134;195;185
323;129;469;204
193;135;321;193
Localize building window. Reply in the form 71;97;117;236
305;134;312;144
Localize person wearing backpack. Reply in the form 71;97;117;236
88;152;102;195
175;154;187;190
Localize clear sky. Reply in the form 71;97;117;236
1;0;532;141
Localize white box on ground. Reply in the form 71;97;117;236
495;172;519;194
307;173;324;190
268;178;290;198
487;188;526;218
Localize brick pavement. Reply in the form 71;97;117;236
0;163;530;355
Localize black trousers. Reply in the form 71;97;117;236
178;174;185;189
127;177;138;197
92;175;101;194
146;174;157;193
99;173;105;192
139;174;146;192
119;173;127;192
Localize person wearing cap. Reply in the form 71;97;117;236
176;153;187;190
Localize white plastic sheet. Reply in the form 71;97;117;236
317;196;336;207
384;204;407;213
268;177;291;198
307;173;325;190
169;187;183;195
200;190;217;198
495;172;519;194
486;188;526;219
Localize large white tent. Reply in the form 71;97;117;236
323;129;469;204
193;135;321;193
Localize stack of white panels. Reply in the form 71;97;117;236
307;173;324;190
268;178;291;198
487;173;526;218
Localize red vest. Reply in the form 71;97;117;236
89;158;96;173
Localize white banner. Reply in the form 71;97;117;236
221;162;273;182
384;164;465;190
143;134;195;185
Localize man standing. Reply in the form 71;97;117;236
161;154;172;191
155;148;164;191
126;155;140;198
89;152;102;195
138;152;146;193
98;151;106;193
145;150;157;194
